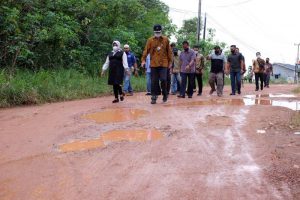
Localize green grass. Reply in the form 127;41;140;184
0;69;146;108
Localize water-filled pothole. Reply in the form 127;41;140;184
166;98;300;110
60;129;163;152
82;109;149;123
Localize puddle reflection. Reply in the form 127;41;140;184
82;109;149;123
60;129;163;152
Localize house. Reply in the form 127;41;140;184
272;63;299;82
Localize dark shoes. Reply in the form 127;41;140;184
237;90;241;95
112;98;119;103
151;96;157;104
126;92;133;96
120;93;125;101
163;95;168;102
177;95;185;98
197;93;202;96
209;89;216;95
230;93;236;96
188;96;192;98
145;92;151;95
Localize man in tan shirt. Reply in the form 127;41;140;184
141;24;172;104
252;52;265;91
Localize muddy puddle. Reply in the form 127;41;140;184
166;97;300;111
244;93;296;98
82;109;149;123
59;130;163;152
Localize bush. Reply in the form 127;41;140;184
0;69;146;107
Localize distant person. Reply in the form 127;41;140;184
225;45;245;95
252;52;265;91
236;47;246;88
193;45;205;96
170;47;181;95
178;41;196;98
141;24;172;104
207;46;227;97
145;54;151;95
264;57;273;88
123;44;137;96
101;41;129;103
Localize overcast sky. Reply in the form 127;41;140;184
161;0;300;66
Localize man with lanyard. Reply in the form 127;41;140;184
207;46;227;97
123;44;137;96
141;24;172;104
226;45;245;95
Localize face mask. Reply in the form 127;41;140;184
231;50;235;54
154;33;162;38
173;52;178;56
113;46;118;52
194;50;198;54
184;48;189;52
215;50;220;55
266;60;269;63
256;55;261;58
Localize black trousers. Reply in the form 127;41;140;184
113;84;123;99
195;73;203;94
255;73;264;90
151;67;167;97
180;73;195;97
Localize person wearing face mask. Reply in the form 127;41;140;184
101;41;129;103
178;41;196;98
123;44;137;96
141;24;173;104
193;45;205;96
252;52;265;91
170;46;181;95
236;47;246;89
226;45;245;95
207;46;227;97
264;58;273;88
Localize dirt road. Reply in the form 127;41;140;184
1;84;299;199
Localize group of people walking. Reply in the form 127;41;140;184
102;24;273;104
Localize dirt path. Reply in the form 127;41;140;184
1;84;299;199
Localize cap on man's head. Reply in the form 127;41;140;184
171;42;176;47
153;24;162;32
230;45;236;48
256;52;261;56
124;44;130;49
214;45;220;50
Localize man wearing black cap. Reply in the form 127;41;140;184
141;24;173;104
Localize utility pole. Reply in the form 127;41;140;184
196;0;202;44
203;13;207;41
294;43;300;84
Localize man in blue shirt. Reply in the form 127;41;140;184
178;41;196;98
123;44;137;96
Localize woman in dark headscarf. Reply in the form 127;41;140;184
101;41;129;103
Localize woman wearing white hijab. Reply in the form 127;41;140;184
102;41;129;103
